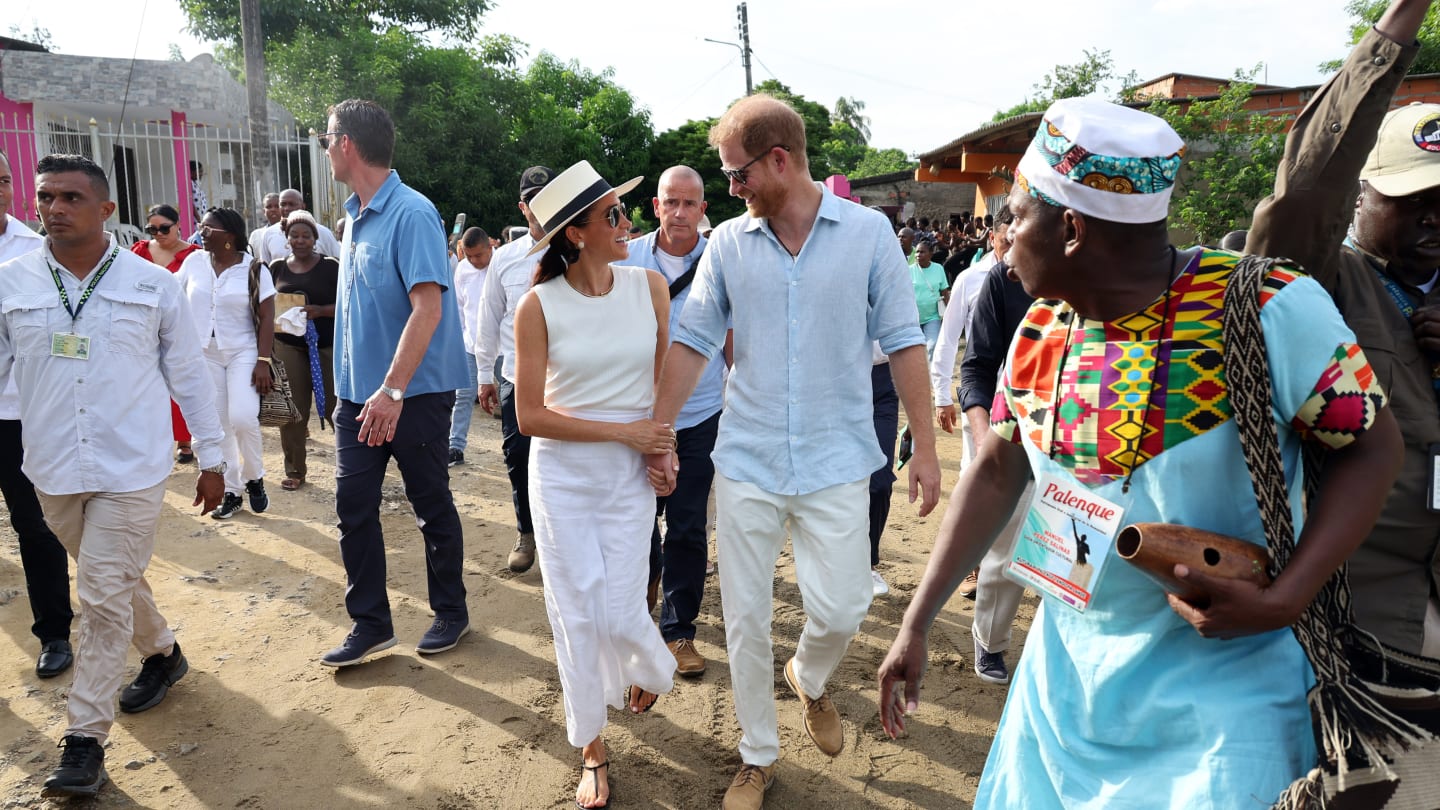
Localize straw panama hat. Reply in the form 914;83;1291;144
525;160;643;257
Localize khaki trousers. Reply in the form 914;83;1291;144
36;482;174;742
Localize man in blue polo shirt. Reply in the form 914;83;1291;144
319;99;470;667
626;165;728;678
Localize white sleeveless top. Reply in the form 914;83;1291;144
531;264;657;414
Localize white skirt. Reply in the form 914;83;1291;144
528;411;676;747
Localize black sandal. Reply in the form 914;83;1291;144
176;446;195;463
624;685;658;714
575;760;609;809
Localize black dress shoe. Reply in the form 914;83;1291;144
36;639;73;679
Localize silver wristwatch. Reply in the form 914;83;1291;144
378;385;404;401
201;462;227;475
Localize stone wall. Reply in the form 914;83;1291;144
1;51;292;123
849;171;979;226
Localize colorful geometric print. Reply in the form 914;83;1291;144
1032;121;1184;196
1014;169;1064;209
1292;343;1386;446
991;250;1373;486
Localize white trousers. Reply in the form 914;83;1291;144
204;339;263;493
530;434;676;748
715;474;871;766
36;482;174;742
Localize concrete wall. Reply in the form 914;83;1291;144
850;173;979;226
0;51;293;125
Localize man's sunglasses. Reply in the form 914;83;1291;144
721;144;789;186
578;203;625;229
318;131;345;149
144;223;174;236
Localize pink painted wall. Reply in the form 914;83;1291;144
0;93;38;223
824;174;859;202
171;111;194;235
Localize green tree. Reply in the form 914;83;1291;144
752;79;836;176
832;96;871;143
264;22;520;227
1322;0;1440;73
513;53;653;190
180;0;490;46
181;0;655;234
1145;69;1287;244
993;48;1121;121
640;118;745;224
849;148;914;179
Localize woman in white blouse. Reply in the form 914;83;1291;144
176;208;275;520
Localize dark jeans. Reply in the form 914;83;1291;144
650;410;721;642
869;363;899;567
0;419;73;643
497;365;534;535
335;394;467;635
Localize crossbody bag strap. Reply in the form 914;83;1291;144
668;246;705;300
1222;256;1426;808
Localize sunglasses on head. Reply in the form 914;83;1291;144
144;223;174;236
318;131;345;149
721;144;789;186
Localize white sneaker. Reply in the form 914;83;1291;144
871;569;889;596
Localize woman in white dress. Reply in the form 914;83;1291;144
176;207;274;520
513;161;678;810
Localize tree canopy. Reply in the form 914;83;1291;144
992;49;1139;121
180;1;907;234
1324;0;1440;73
180;0;490;46
1145;69;1286;244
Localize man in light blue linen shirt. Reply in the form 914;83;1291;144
648;95;941;810
626;165;729;678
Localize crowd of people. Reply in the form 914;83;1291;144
2;1;1440;806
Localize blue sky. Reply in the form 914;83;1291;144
11;0;1360;156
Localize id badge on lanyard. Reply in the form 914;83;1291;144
1428;444;1440;513
1004;469;1128;612
50;332;90;359
47;245;118;361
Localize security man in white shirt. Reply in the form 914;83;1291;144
0;154;226;799
475;166;554;572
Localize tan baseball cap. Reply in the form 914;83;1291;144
1361;102;1440;196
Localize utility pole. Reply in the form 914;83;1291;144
704;3;754;96
737;3;753;96
240;0;275;218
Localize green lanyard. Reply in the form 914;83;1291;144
47;245;119;328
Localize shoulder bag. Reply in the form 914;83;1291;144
249;259;302;427
1223;255;1440;810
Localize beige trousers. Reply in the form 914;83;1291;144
36;482;175;742
715;474;870;767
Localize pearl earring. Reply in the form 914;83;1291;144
577;241;585;250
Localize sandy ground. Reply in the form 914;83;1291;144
0;406;1035;809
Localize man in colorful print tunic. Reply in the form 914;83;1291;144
878;92;1405;809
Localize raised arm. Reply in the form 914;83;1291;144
1246;0;1428;287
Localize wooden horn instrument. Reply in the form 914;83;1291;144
1115;522;1272;602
